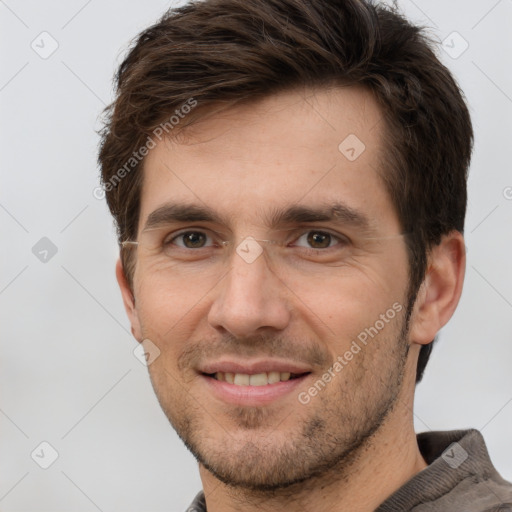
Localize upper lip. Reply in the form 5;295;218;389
198;359;312;375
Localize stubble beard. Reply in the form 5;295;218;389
149;314;411;494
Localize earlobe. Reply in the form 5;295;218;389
115;259;143;341
409;231;466;346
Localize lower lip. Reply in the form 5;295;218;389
200;374;310;406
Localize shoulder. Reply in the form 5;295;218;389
184;491;206;512
378;429;512;512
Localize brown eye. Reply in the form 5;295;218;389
181;231;208;248
306;231;332;249
165;231;212;249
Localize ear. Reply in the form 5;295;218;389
116;259;143;342
409;231;466;345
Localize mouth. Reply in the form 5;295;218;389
199;364;312;406
197;358;314;405
203;371;309;386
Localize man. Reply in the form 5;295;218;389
98;0;512;510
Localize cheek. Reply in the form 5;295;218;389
292;261;405;320
134;268;208;332
288;263;407;362
134;295;200;387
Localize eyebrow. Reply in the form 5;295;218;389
142;201;375;234
143;203;223;231
266;203;374;233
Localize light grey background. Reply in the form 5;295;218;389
1;0;511;510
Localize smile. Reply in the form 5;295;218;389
200;370;311;406
208;371;306;386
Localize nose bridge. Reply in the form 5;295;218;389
231;238;276;291
208;238;290;336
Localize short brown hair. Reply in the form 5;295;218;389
98;0;473;383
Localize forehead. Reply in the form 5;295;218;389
139;86;399;233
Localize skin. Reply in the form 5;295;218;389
117;86;466;512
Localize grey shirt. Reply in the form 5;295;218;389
185;429;512;511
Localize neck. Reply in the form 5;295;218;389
198;386;428;512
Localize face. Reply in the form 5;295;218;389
123;86;414;490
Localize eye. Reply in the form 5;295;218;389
166;230;213;249
293;230;346;249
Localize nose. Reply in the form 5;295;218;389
207;246;291;338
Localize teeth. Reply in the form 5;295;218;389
233;373;250;386
249;373;268;386
268;371;281;384
213;371;297;385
